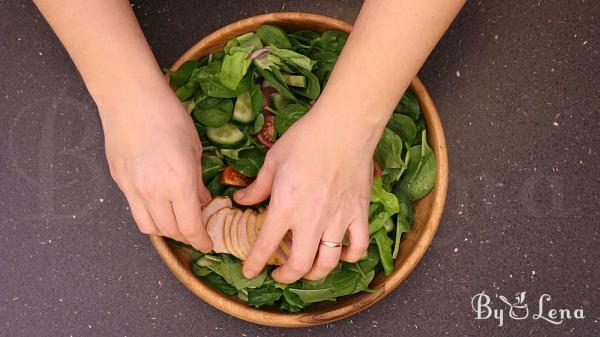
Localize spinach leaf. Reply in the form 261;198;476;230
374;128;408;189
220;146;253;160
269;45;316;71
247;285;283;308
288;30;320;53
169;60;200;89
396;89;421;121
207;174;225;195
290;30;321;43
291;68;321;100
372;228;394;276
192;264;213;277
319;31;348;54
311;51;338;85
288;287;335;304
229;149;265;177
234;69;255;96
201;155;224;183
397;130;436;201
252;112;265;135
280;287;305;312
387;114;417;144
256;25;292;49
166;238;193;251
415;115;426;134
272;103;309;136
353;245;381;273
202;273;239;296
287;266;375;304
223;186;241;198
255;66;298;102
250;84;264;115
352;270;376;294
194;61;237;98
381;146;410;190
197;255;267;290
369;176;400;234
371;176;400;214
368;210;392;235
253;54;292;73
224;32;263;54
374;128;406;171
219;51;253;90
175;81;199;101
368;202;382;219
391;190;414;258
182;99;196;114
193;97;234;127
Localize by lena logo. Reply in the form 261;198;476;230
471;291;585;327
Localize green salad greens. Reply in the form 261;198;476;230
166;25;436;312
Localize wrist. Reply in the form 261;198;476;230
306;101;385;153
309;92;391;148
93;72;178;122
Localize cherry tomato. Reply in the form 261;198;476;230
260;86;277;112
220;166;254;187
373;159;383;177
257;114;275;148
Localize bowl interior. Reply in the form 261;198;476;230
150;12;448;327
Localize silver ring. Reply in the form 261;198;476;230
320;240;342;248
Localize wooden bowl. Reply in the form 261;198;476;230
150;12;449;327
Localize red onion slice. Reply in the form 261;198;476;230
250;48;271;59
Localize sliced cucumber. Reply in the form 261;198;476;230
232;92;255;123
206;124;246;148
271;93;289;110
261;79;274;88
283;75;306;88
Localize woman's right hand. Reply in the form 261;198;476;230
99;85;213;252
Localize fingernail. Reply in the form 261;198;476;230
242;266;256;279
271;269;280;280
235;190;245;200
200;194;211;204
196;246;212;254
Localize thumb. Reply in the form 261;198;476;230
234;161;275;205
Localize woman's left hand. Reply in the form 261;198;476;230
234;101;382;284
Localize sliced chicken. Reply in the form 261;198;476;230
223;210;236;257
202;196;232;223
206;207;235;254
204;204;292;266
236;209;254;259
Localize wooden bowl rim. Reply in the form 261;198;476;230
149;11;449;328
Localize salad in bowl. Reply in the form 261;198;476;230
165;23;437;313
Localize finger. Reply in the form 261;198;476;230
146;198;185;242
341;215;370;263
123;189;159;235
242;210;288;279
172;193;213;253
233;159;275;205
303;225;346;281
272;227;321;284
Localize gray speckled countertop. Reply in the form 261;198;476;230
1;1;599;336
